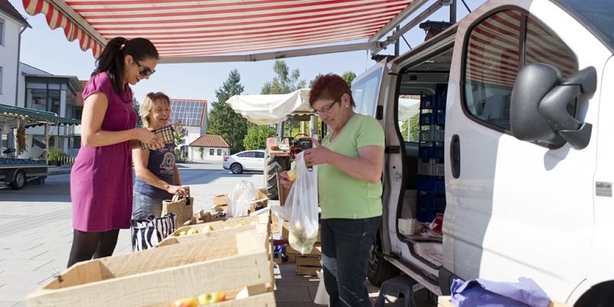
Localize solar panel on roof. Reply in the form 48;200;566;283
170;100;206;127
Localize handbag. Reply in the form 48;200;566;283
131;213;176;251
162;193;194;226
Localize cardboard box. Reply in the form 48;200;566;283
214;189;269;214
27;231;274;307
277;172;290;206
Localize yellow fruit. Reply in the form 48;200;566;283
174;296;198;307
186;228;198;235
179;230;188;236
287;169;297;182
202;225;214;232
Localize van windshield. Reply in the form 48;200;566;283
558;0;614;51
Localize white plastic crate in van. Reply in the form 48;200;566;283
418;161;445;176
419;129;445;142
399;218;418;235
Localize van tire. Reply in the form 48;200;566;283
367;239;400;286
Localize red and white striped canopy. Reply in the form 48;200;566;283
22;0;415;62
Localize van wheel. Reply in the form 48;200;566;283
367;239;400;286
10;170;26;190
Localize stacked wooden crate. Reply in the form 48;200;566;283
27;213;275;307
284;225;322;276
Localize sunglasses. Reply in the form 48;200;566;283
136;61;156;77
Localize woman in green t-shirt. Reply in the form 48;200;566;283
281;74;385;307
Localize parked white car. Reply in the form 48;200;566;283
222;150;265;174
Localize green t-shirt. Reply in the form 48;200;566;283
319;113;384;219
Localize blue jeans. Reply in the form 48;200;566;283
132;192;165;220
321;216;381;307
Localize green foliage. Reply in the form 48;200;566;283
132;97;142;126
399;114;421;141
206;69;247;153
244;123;276;150
48;147;66;163
172;122;186;159
308;71;356;88
261;60;306;94
341;71;356;86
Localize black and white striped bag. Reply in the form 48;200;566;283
131;213;176;251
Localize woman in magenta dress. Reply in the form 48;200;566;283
67;37;163;267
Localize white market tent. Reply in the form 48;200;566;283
226;89;312;125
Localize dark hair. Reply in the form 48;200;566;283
309;74;355;107
92;37;159;94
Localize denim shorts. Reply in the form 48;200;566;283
132;192;165;220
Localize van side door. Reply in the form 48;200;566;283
444;1;607;300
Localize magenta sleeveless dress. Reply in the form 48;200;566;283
70;72;136;232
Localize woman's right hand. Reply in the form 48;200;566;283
279;171;294;189
168;185;189;197
135;128;164;149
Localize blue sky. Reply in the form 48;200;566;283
8;0;484;104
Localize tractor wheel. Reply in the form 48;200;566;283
265;156;290;200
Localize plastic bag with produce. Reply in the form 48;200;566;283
286;152;319;254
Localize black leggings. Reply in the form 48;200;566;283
67;229;120;268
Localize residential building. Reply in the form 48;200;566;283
169;98;207;161
189;134;230;162
0;0;28;107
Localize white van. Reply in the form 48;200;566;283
352;0;614;304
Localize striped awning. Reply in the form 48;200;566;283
22;0;417;62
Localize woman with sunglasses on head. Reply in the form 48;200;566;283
68;37;163;267
280;74;385;307
132;92;189;221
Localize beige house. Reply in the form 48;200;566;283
188;134;230;162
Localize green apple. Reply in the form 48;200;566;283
198;291;226;305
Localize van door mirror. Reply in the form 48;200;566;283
510;64;596;149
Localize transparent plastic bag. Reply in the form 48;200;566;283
287;152;319;254
227;180;256;217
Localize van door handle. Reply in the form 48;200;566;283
451;134;460;178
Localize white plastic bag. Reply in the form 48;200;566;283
314;269;330;306
227;180;256;217
287;152;319;254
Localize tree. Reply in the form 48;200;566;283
341;71;356;86
206;69;247;153
172;121;186;160
132;97;142;126
399;115;420;141
243;123;276;150
309;71;356;87
260;60;306;95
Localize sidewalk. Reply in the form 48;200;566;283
2;163;436;306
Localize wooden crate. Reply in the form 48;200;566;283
159;216;270;248
286;244;321;263
167;212;270;238
295;255;322;276
27;231;275;307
